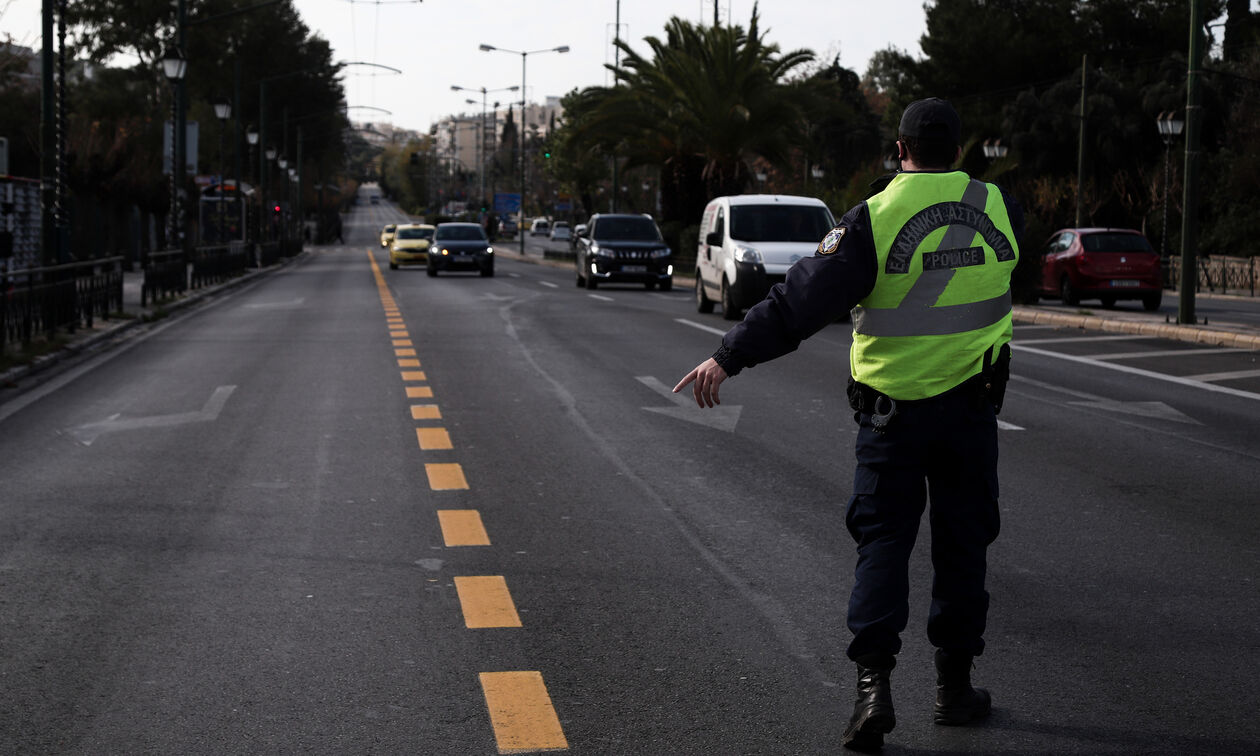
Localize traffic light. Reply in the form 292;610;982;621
543;150;551;159
273;204;281;214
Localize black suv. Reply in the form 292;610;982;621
574;214;673;291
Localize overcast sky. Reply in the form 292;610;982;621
1;0;929;133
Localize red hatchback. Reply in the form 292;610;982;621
1037;227;1163;311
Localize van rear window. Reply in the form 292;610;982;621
730;205;834;242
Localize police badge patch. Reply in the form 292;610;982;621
818;225;846;255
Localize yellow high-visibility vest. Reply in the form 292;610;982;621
851;171;1019;400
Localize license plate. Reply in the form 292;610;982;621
1110;279;1140;287
454;255;470;262
622;265;647;273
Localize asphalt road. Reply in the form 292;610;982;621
2;192;1258;755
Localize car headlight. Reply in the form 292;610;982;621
485;247;494;254
651;247;672;258
594;244;616;258
733;246;763;264
439;248;448;256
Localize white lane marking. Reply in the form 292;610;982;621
244;298;306;309
675;318;728;337
1013;344;1260;402
588;294;614;302
1013;374;1199;424
997;419;1024;431
1186;368;1260;382
1015;334;1139;345
636;376;742;432
1084;347;1244;361
507;272;522;278
539;281;558;289
69;385;238;445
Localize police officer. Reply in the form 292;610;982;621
674;97;1023;753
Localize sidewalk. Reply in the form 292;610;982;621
0;252;307;394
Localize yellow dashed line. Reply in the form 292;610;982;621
395;345;416;354
416;427;453;450
437;509;488;544
454;576;522;629
411;405;442;420
402;370;428;382
480;672;569;753
393;338;413;346
407;386;435;398
427;463;469;490
398;358;422;368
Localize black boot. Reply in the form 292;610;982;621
933;649;991;726
842;657;896;752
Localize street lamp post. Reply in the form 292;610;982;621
479;43;569;257
1156;111;1185;287
264;145;276;241
214;98;231;244
161;46;187;249
246;125;258;245
452;84;519;216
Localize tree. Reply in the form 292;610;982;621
559;5;816;223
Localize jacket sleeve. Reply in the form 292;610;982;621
712;204;878;375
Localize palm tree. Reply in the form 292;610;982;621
562;5;815;222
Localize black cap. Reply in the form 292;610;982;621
899;97;961;144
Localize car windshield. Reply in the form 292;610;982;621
1082;233;1154;253
436;225;487;241
384;225;395;232
397;227;433;240
554;222;569;229
730;205;834;243
593;217;662;241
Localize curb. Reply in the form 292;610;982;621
1011;306;1260;350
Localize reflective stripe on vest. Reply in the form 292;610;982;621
853;179;1012;338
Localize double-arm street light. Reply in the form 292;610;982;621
478;43;569;256
452;83;519;216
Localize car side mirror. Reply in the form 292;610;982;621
705;231;722;246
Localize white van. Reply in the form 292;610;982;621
695;194;836;320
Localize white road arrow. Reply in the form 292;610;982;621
1067;399;1200;424
637;376;743;432
69;385;238;445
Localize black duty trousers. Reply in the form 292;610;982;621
845;387;1001;663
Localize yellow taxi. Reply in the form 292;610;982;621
388;223;436;269
380;223;397;248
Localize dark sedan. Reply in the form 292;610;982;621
428;222;494;277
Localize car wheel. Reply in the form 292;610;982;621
696;276;714;313
721;278;741;321
426;264;437;278
1142;291;1162;311
585;270;598;290
659;280;672;293
1100;295;1116;309
481;266;494;277
575;270;584;287
644;281;656;291
1060;276;1079;306
389;262;398;270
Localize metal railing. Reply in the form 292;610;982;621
1;257;124;355
1170;255;1258;297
